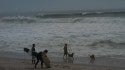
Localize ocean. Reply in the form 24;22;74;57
0;11;125;66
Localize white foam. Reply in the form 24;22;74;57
0;17;125;57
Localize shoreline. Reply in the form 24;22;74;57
0;57;125;70
0;51;125;68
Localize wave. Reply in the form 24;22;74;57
36;11;125;18
0;16;36;23
36;13;82;18
1;11;125;23
87;40;125;49
0;16;85;23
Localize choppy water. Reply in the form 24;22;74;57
0;12;125;59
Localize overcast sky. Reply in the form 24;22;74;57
0;0;125;13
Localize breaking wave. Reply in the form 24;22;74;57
36;11;125;18
87;40;125;49
0;16;36;23
0;11;125;23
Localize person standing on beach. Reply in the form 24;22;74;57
63;43;68;59
31;44;36;64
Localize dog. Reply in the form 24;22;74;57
67;53;74;63
23;48;50;68
68;53;74;57
89;54;95;63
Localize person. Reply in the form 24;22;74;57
35;49;49;68
63;43;68;59
31;44;36;64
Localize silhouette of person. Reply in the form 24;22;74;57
63;43;68;59
31;44;36;64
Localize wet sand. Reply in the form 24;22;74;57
0;56;125;70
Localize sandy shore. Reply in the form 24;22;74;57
0;57;125;70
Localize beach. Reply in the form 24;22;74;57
0;10;125;70
0;56;125;70
1;0;125;69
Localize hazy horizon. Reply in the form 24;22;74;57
0;0;125;13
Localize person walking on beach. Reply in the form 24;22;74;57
31;44;36;64
63;43;68;59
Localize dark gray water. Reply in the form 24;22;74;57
0;12;125;67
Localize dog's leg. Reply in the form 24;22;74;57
35;59;39;68
40;59;43;68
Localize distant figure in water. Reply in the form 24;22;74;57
89;54;95;64
31;44;36;64
63;43;68;59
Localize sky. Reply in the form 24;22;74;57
0;0;125;13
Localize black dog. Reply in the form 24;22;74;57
23;48;49;68
68;53;74;60
66;53;74;63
